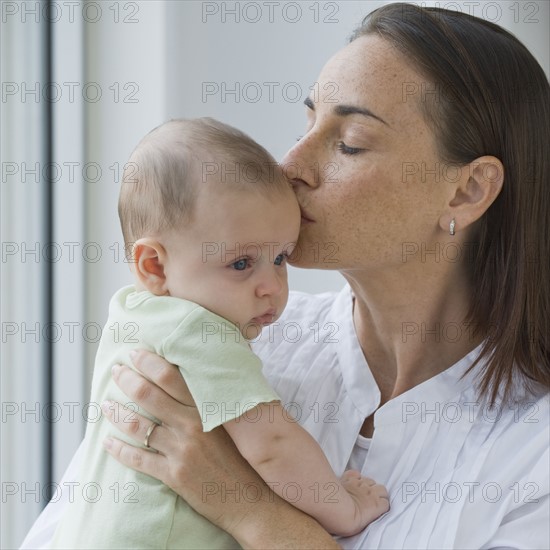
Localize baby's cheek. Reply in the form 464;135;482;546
279;281;290;308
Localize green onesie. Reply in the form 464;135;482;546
51;286;279;549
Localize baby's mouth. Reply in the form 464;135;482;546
251;308;276;325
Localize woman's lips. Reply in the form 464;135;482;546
300;207;315;224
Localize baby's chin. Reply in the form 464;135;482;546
241;321;267;342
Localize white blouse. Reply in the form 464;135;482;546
255;285;549;549
21;286;549;549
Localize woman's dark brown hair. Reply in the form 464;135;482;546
352;3;549;402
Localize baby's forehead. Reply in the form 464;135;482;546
197;156;283;187
163;180;299;265
195;175;294;205
193;181;297;225
167;195;295;251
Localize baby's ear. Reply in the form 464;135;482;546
131;238;169;295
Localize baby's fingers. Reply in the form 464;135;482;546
372;483;390;502
341;470;377;486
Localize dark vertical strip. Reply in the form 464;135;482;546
44;0;54;503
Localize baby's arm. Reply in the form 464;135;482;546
223;402;389;537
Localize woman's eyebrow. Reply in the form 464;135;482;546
333;104;388;126
303;96;389;127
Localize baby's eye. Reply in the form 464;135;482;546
274;253;287;266
231;258;250;271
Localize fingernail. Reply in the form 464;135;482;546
111;364;121;376
101;401;113;416
103;438;113;450
129;350;138;360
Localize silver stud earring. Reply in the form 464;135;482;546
449;218;456;236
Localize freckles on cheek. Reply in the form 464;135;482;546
335;181;370;212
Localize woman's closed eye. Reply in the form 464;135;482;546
337;141;364;155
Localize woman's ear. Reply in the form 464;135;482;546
131;238;169;295
440;155;504;234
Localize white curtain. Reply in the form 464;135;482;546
1;4;51;546
1;2;86;547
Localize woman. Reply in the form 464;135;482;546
23;3;549;548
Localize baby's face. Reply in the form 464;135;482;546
162;184;301;339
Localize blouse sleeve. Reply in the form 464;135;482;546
161;307;280;432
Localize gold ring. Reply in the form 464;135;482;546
144;421;159;449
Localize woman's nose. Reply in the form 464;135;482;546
281;132;321;189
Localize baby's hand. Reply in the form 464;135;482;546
340;470;390;532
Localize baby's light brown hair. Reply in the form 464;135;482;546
118;118;290;253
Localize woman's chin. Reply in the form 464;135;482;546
287;234;342;270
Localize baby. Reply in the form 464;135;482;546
51;118;389;549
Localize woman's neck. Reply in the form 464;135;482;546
343;262;483;405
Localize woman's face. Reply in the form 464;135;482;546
283;35;452;272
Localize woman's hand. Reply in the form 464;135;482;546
101;350;340;549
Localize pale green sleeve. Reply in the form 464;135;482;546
161;307;280;432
